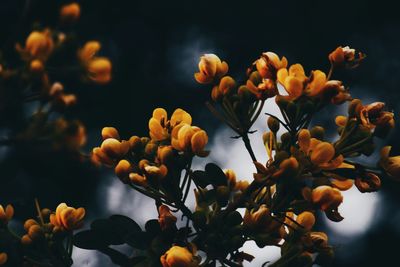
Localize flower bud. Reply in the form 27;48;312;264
129;173;147;186
115;160;133;182
101;138;130;159
298;129;311;153
329;46;356;67
211;85;223;102
267;116;280;132
60;3;81;23
0;204;14;225
348;99;362;117
24;219;39;231
219;76;236;95
50;203;85;231
21;234;33;246
30;59;44;73
88;57;112;84
101;127;120;140
310;126;325;140
129;136;142;151
28;225;44;240
191;130;208;156
335;116;347;127
158;145;175;165
255;52;288;79
296;211;315;231
311;186;343;211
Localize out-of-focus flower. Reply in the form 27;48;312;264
0;204;14;225
277;64;307;99
335;115;347;127
194;54;228;84
0;253;7;265
158;205;177;230
50;203;85;231
235;180;249;192
255;52;288;79
78;41;101;63
102;127;120;140
380;146;400;180
100;138;130;159
160;245;200;267
355;173;381;193
311;185;343;211
224;169;237;188
87;57;112;84
60;2;81;23
30;59;45;73
17;29;54;61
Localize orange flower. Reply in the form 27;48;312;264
359;102;394;130
78;41;101;63
296;211;315;231
0;253;7;265
20;30;54;60
380;146;400;180
158;205;177;230
0;204;14;225
50;203;85;231
194;54;228;84
160;245;199;267
60;2;81;22
149;108;192;141
255;52;288;79
87;57;112;84
311;186;343;211
171;124;208;156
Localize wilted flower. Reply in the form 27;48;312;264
194;54;228;84
60;2;81;23
50;203;85;231
355;173;381;193
380;146;400;180
160;245;199;267
158;205;177;230
0;204;14;226
255;52;288;79
359;102;394;131
311;186;343;211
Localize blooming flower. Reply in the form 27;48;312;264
60;2;81;22
277;64;307;99
50;203;85;231
311;185;343;211
87;57;112;84
16;30;54;61
149;108;192;141
255;52;288;79
194;54;228;84
0;204;14;226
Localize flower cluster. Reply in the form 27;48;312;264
0;201;84;267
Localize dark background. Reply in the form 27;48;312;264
1;0;400;266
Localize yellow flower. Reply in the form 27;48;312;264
160;245;199;267
255;52;288;79
30;59;45;73
50;203;85;231
60;2;81;22
115;160;133;182
277;64;307;99
0;204;14;225
87;57;112;84
218;76;236;95
246;78;277;100
224;169;237;188
129;173;147;186
78;41;101;63
171;124;208;156
194;54;228;84
0;253;7;265
380;146;400;180
244;205;281;233
23;30;54;60
158;205;177;230
311;186;343;211
149;108;192;141
335;115;347;127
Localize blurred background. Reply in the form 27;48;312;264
1;0;400;266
